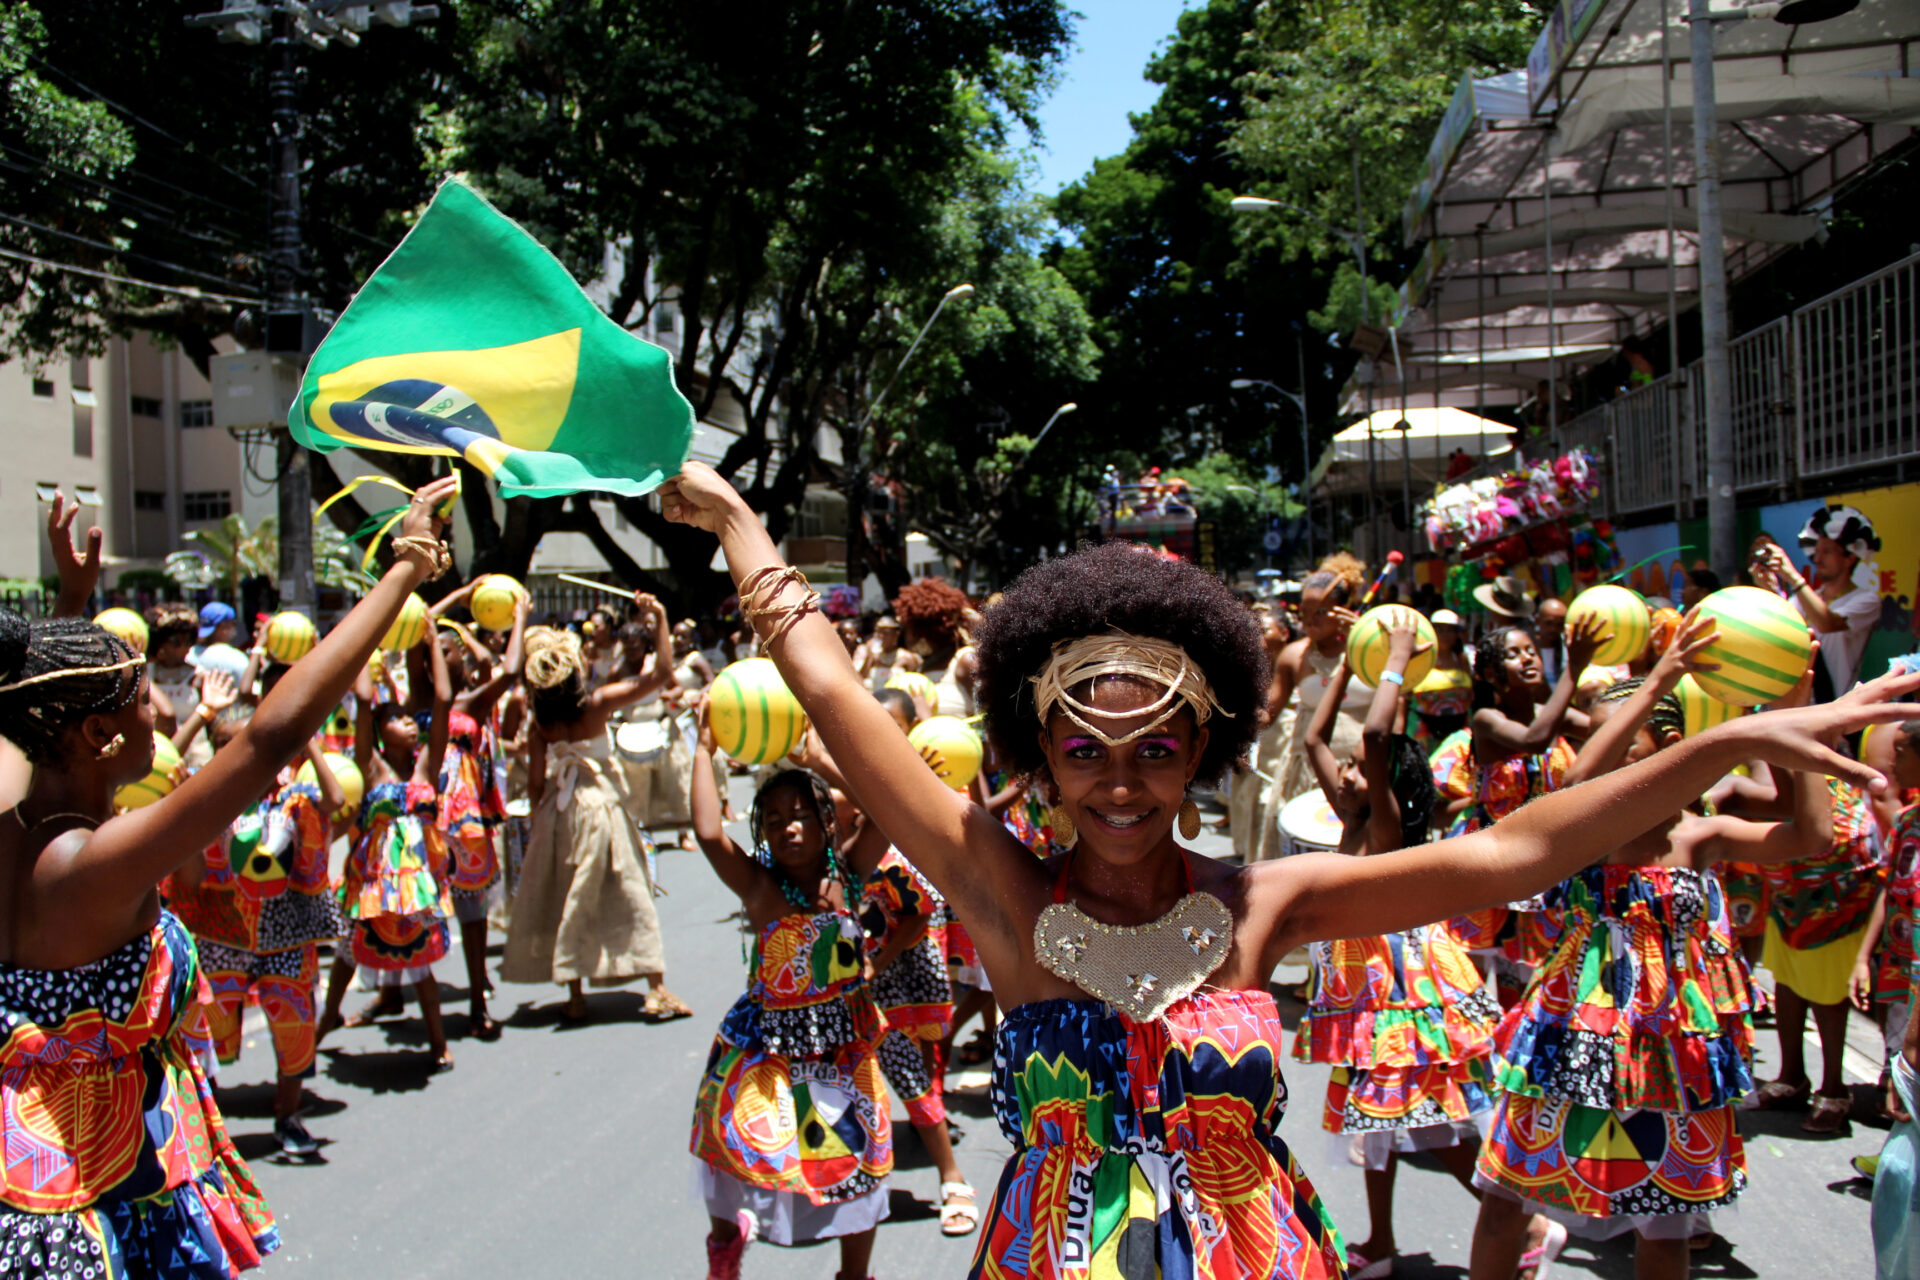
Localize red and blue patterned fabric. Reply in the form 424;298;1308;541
1476;863;1753;1227
1448;739;1575;965
691;911;891;1205
1295;923;1499;1135
438;711;499;895
1764;778;1883;952
0;911;279;1276
970;991;1346;1280
342;779;451;973
1875;803;1920;1002
167;772;342;958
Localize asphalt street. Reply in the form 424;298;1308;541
226;783;1889;1278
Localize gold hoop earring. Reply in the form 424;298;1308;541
1048;804;1078;850
98;733;125;760
1178;797;1201;841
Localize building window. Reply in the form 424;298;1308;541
72;408;91;459
134;490;166;512
33;481;58;503
654;301;675;336
129;395;163;419
179;399;214;428
30;378;53;399
183;491;232;521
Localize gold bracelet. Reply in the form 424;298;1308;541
390;535;453;580
738;565;820;646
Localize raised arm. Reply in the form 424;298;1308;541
1302;658;1353;799
1564;610;1720;786
417;620;453;785
301;737;349;818
428;580;478;620
1361;617;1425;856
455;595;528;720
660;465;1035;959
1261;664;1920;960
169;670;238;756
584;594;675;713
53;477;457;911
691;709;777;906
45;494;102;619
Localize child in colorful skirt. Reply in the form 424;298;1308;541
316;632;456;1071
166;691;349;1156
1471;630;1828;1280
1854;720;1920;1124
432;599;526;1040
691;712;891;1280
1297;620;1524;1278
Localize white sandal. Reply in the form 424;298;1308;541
939;1180;978;1237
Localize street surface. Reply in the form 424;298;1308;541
228;781;1886;1278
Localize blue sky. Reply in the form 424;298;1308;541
1029;1;1196;194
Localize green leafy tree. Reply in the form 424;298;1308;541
446;0;1075;607
165;513;276;595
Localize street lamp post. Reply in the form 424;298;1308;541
1029;402;1080;455
1225;483;1268;578
857;282;975;435
1230;378;1311;568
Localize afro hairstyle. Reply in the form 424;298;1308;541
973;541;1266;787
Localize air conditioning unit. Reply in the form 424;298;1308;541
210;351;303;430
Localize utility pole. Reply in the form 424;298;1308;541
1687;0;1737;584
187;1;438;614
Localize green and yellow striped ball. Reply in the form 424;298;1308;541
115;732;181;811
1344;604;1436;690
381;593;429;651
264;610;317;664
470;574;527;632
907;715;983;790
1567;585;1651;667
885;670;940;711
709;658;807;764
296;751;364;821
94;607;149;655
1677;672;1746;737
1692;586;1813;707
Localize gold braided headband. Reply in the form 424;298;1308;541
1030;631;1229;746
0;654;145;697
739;565;820;647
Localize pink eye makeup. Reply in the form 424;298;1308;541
1060;736;1101;753
1136;736;1181;752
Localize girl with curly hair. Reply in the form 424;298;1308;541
661;460;1917;1280
891;577;970;679
0;479;452;1276
501;597;690;1023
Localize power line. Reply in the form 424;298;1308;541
0;212;259;293
0;245;261;305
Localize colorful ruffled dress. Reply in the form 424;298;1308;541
1872;803;1920;1005
1448;737;1577;978
692;910;891;1246
1476;864;1755;1238
167;773;344;1079
1762;778;1884;1006
0;911;280;1276
439;710;504;923
1295;921;1500;1168
341;778;452;985
972;991;1346;1280
860;851;954;1129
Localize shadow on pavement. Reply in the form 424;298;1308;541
319;1046;450;1093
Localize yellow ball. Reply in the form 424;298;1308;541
1692;586;1813;707
1677;672;1745;738
381;593;429;651
885;670;940;710
907;715;983;790
1567;585;1651;667
115;732;181;810
94;607;149;654
297;750;364;821
709;658;807;764
470;574;528;632
263;611;316;664
1344;605;1437;690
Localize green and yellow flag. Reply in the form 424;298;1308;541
290;179;693;498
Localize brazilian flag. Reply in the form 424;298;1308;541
289;179;693;498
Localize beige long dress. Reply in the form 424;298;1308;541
1254;646;1372;862
502;731;666;987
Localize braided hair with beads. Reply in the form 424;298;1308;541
749;769;861;917
0;611;142;766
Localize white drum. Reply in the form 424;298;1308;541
1278;789;1343;858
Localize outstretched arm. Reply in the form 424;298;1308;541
1303;658;1353;799
1565;610;1721;786
54;479;457;917
455;596;529;720
691;711;775;905
1261;665;1920;960
585;594;675;713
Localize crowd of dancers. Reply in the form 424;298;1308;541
0;472;1914;1280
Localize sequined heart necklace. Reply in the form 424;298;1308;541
1033;849;1233;1022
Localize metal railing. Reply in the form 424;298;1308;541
1558;250;1920;516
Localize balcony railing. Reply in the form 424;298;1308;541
1557;250;1920;517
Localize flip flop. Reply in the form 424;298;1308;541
1344;1245;1394;1278
1518;1218;1567;1280
1802;1091;1852;1134
1749;1078;1811;1110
